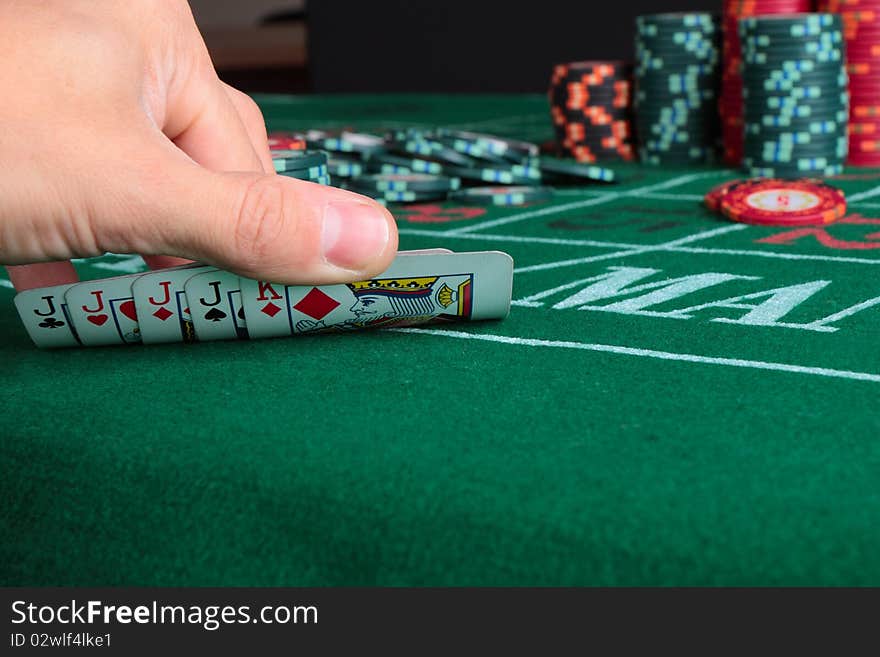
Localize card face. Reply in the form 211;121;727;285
240;251;514;340
64;273;147;346
185;270;249;342
14;283;83;349
132;264;214;344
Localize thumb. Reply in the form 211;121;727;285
111;147;399;286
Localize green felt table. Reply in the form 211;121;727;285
3;94;880;586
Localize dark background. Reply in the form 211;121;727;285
308;0;719;92
204;0;721;94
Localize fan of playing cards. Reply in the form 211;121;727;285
14;250;514;348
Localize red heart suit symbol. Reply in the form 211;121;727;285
87;314;108;326
119;300;138;321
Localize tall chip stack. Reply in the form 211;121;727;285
634;13;721;165
548;61;635;162
740;13;849;177
720;0;815;166
818;0;880;165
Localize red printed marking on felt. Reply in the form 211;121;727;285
757;214;880;250
396;204;487;224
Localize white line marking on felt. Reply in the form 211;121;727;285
845;184;880;203
547;189;609;197
513;225;748;274
445;171;724;236
445;195;618;235
398;228;637;249
0;279;13;289
670;245;880;265
390;328;880;384
397;229;880;265
633;192;705;202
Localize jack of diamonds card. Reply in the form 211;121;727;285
240;251;513;340
131;265;214;344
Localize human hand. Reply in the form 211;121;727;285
1;0;397;292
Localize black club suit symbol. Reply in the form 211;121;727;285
38;318;65;329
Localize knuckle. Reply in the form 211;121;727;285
231;176;301;271
233;90;266;125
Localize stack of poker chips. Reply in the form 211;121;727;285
272;149;333;185
720;0;814;166
818;0;880;166
740;13;849;178
634;13;721;165
548;61;635;162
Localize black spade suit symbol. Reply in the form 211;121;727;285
204;308;228;322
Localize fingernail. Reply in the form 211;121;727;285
321;201;390;271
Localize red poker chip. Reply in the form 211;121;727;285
268;132;306;151
720;179;847;226
848;157;880;167
849;121;880;135
704;178;747;213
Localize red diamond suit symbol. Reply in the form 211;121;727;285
153;307;173;321
293;288;340;320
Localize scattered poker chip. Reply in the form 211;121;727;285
326;158;364;178
433;129;540;161
348;188;449;204
536;156;616;183
388;137;479;167
703;179;747;212
364;152;446;175
449;186;555;206
347;173;461;193
304;130;386;155
277;164;329;180
272;149;329;172
431;134;511;164
719;179;847;226
443;164;542;185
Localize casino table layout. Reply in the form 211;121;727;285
3;94;880;587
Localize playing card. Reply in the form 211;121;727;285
132;264;214;344
64;273;148;346
14;283;82;349
397;249;453;255
185;269;249;342
240;250;514;340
